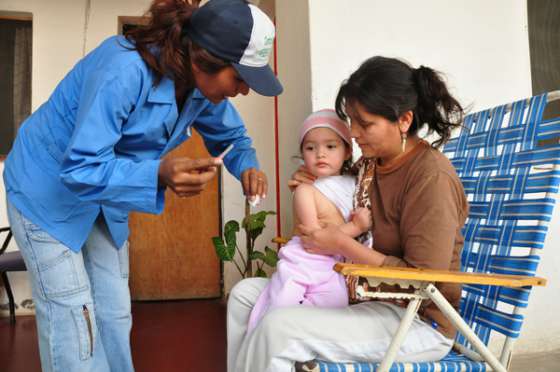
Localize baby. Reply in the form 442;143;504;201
246;109;371;332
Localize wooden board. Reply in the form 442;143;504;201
129;130;221;300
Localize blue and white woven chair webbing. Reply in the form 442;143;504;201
489;255;540;276
501;197;555;221
459;171;560;195
523;170;560;192
497;286;532;308
485;105;506;153
462;253;540;276
510;225;548;249
316;353;488;372
497;126;524;147
486;195;505;223
466;198;555;222
457;297;493;346
513;146;560;167
521;94;548;151
473;173;491;198
475;304;524;338
509;166;530;198
508;100;527;129
538;116;560;141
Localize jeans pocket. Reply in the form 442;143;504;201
19;215;89;298
118;241;130;279
37;249;89;298
24;220;60;243
71;303;96;361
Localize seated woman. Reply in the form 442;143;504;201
227;56;469;372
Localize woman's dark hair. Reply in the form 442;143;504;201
335;56;464;148
341;156;353;175
124;0;229;89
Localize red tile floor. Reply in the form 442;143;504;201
0;299;227;372
3;299;559;372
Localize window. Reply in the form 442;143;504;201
528;0;560;119
117;16;149;35
0;12;32;158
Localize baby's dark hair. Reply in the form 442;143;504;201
335;56;464;148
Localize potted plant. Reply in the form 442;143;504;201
212;204;278;278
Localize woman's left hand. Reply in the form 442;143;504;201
241;168;267;200
299;224;345;256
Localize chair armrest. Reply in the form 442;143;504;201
334;263;546;288
272;236;289;245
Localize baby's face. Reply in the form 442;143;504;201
301;127;351;178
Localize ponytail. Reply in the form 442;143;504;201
412;66;463;148
124;0;227;89
335;56;464;149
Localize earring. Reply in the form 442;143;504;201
401;132;407;153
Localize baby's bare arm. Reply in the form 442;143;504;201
293;183;323;231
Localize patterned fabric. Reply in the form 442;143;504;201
352;157;376;248
296;92;560;371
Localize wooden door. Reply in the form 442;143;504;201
128;130;221;300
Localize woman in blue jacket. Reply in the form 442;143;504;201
2;0;282;371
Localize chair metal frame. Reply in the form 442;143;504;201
295;90;560;372
0;226;17;324
334;264;545;372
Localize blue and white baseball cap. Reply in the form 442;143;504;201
185;0;283;96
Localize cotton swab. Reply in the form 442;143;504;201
248;195;261;207
218;144;234;160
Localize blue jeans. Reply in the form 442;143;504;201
7;201;133;372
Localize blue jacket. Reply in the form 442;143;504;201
3;36;259;252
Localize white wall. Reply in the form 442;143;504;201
275;0;312;236
306;0;558;354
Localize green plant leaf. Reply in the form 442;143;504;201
249;251;266;261
224;220;240;249
242;211;276;240
255;267;267;278
212;236;234;261
263;246;279;267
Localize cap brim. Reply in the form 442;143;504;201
232;63;283;97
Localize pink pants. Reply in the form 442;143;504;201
247;236;348;332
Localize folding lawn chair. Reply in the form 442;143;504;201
295;90;560;372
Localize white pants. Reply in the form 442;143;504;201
228;278;454;372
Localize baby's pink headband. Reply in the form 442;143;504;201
299;109;352;147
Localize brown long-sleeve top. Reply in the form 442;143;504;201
370;141;468;339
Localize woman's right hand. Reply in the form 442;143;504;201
288;165;316;191
158;157;222;198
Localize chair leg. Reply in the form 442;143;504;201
378;296;423;372
425;283;507;372
1;272;16;325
